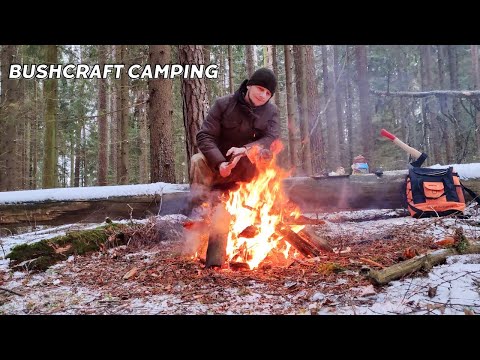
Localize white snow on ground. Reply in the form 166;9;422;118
0;182;189;204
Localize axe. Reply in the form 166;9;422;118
380;129;428;168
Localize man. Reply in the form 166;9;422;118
190;67;280;191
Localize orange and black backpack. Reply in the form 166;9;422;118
405;166;479;218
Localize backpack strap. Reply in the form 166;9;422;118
461;182;480;205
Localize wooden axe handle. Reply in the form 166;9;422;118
380;129;422;159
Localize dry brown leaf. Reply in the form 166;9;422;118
123;267;138;280
403;247;418;259
464;308;475;315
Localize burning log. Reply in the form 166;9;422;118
205;203;231;268
229;262;250;271
238;225;259;238
296;225;333;253
277;226;321;258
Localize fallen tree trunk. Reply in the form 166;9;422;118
0;192;189;228
282;173;480;212
6;223;126;272
2;173;480;228
362;242;480;285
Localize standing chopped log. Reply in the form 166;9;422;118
205;203;231;268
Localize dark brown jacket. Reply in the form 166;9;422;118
196;80;279;181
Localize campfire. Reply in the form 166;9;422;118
187;140;332;270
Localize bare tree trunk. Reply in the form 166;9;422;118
109;46;117;184
74;124;81;187
333;46;346;168
422;45;441;165
42;45;58;189
284;45;298;172
31;80;39;189
220;46;227;96
178;45;209;181
203;45;212;104
437;45;454;164
305;45;325;173
471;45;480;158
293;45;313;175
115;45;123;183
82;123;87;187
98;45;108;186
149;45;175;183
271;45;281;109
345;46;354;168
246;45;255;78
322;45;340;171
137;90;148;184
355;45;373;166
1;45;21;191
447;45;462;162
119;45;129;184
228;45;234;93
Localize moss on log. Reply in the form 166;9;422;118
6;223;126;272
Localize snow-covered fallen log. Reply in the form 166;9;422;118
1;165;480;228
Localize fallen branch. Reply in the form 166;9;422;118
362;242;480;285
0;286;25;296
371;89;480;98
359;257;385;269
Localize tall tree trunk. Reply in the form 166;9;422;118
134;89;148;184
149;45;175;183
333;46;346;168
447;45;462;162
322;45;340;171
271;45;281;109
203;45;212;104
98;45;108;186
32;79;39;189
264;45;274;69
305;46;325;173
109;45;117;184
178;45;209;181
420;45;440;164
345;46;354;168
119;45;129;184
115;45;123;183
436;45;452;164
228;45;234;93
355;45;373;166
246;45;255;78
220;46;227;96
74;123;81;187
42;45;58;189
284;45;298;172
82;122;87;186
0;45;20;191
471;45;480;158
293;45;313;175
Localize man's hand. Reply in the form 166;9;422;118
226;146;247;159
218;161;235;177
219;147;246;177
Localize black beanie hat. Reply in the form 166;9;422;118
246;68;277;95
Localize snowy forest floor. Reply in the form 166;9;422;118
1;208;480;315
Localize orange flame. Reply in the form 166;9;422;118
223;140;302;269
